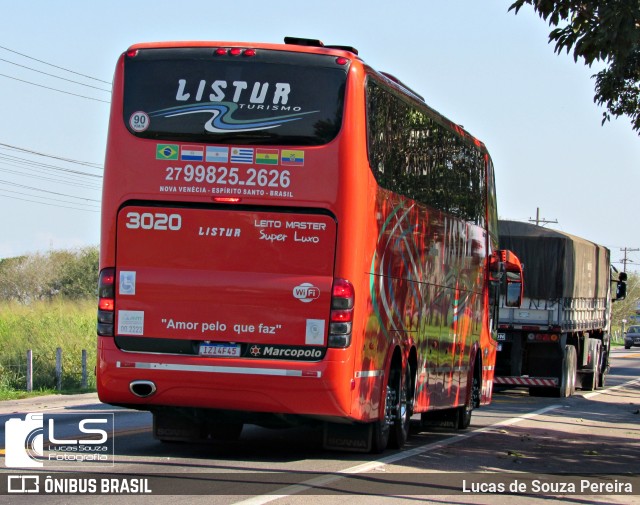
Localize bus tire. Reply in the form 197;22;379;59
389;365;412;449
457;374;479;430
557;345;577;397
371;384;392;453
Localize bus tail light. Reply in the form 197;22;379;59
329;279;354;348
214;48;256;57
213;196;242;203
97;268;115;336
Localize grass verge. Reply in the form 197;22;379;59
0;300;96;395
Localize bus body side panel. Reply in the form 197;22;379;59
366;191;488;415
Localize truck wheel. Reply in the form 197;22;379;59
598;345;609;387
558;345;577;397
582;344;601;391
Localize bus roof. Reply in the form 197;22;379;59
128;38;360;59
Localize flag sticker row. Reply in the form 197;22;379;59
156;144;304;166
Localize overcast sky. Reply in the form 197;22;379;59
1;1;638;271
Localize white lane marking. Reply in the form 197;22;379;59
232;405;561;505
233;376;640;504
582;377;640;399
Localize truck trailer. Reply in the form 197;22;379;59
495;220;626;397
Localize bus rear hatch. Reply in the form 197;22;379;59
114;205;336;360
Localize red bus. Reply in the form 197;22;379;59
97;37;522;452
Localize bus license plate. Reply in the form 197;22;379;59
199;344;240;357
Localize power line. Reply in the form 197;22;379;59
0;153;102;178
0;165;101;190
0;188;99;209
0;179;100;203
0;190;99;213
0;143;103;170
0;57;111;93
0;72;110;104
0;45;110;85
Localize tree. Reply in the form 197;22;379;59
612;272;639;332
0;247;99;303
510;0;640;134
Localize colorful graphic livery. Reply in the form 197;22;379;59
97;37;522;452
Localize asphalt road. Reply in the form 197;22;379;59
1;348;638;504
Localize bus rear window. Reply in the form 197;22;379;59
123;48;347;146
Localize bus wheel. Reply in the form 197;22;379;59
389;366;412;449
557;345;577;397
371;384;392;453
457;374;479;430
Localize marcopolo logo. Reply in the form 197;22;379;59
4;412;114;468
293;283;320;303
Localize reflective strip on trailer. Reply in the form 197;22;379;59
494;376;559;387
116;361;321;378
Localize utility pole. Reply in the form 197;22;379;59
620;247;639;273
528;207;558;227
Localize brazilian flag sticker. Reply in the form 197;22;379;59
156;144;179;160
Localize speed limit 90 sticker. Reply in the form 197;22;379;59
129;111;150;132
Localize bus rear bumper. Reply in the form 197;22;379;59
97;336;357;422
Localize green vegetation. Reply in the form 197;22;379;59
611;272;640;341
0;247;98;397
510;0;640;134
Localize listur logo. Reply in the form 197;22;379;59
293;283;320;303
